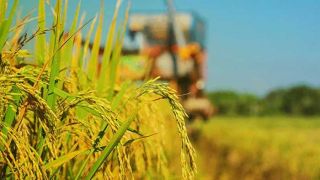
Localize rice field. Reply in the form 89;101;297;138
0;0;196;179
3;0;320;179
193;116;320;179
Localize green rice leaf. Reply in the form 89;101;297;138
87;2;104;81
1;86;21;142
35;0;46;65
80;15;97;70
61;0;79;70
97;0;122;93
0;0;18;52
111;80;130;110
123;132;158;146
46;0;62;108
44;149;87;170
106;5;129;100
85;114;136;179
0;0;7;22
53;87;74;99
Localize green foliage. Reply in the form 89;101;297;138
0;0;18;52
208;85;320;116
35;0;46;65
282;85;320;115
207;91;260;116
262;88;287;115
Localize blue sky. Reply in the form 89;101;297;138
18;0;320;95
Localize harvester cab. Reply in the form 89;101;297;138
121;1;213;120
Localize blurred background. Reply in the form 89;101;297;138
19;0;320;179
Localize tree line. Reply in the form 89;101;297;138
207;85;320;116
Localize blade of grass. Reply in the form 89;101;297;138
35;0;46;65
106;4;129;100
38;0;62;156
87;2;104;81
62;0;68;29
34;17;95;91
80;15;97;70
61;0;76;71
70;13;85;90
53;87;75;99
46;0;62;108
0;0;7;22
97;0;121;93
111;80;130;110
106;32;122;100
123;132;159;146
0;86;21;150
0;0;18;52
74;124;108;179
44;149;88;170
85;114;136;179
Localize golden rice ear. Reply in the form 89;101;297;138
138;79;197;179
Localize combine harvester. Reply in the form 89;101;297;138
121;0;214;120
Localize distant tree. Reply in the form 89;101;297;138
281;85;320;116
207;91;239;115
236;94;261;115
207;91;261;115
262;89;287;115
207;85;320;116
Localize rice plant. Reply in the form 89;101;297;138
0;0;196;179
